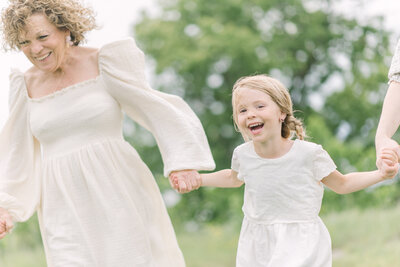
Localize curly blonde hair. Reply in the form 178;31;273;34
1;0;97;50
232;74;306;141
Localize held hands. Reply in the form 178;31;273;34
377;148;400;179
376;137;400;170
169;170;202;194
0;207;13;239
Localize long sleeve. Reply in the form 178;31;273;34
388;39;400;83
99;38;215;177
0;71;42;222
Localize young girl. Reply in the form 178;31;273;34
172;74;399;266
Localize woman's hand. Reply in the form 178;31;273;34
169;170;202;194
377;148;399;179
0;207;13;239
376;137;400;170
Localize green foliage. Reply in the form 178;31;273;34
131;0;397;224
0;215;46;267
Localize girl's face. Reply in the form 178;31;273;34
235;87;286;143
19;13;70;73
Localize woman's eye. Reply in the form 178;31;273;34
19;41;28;46
39;35;48;39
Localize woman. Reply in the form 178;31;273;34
376;39;400;168
0;0;214;266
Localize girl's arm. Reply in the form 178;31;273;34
201;169;244;188
322;149;398;194
322;170;387;195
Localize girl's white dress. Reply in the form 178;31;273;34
232;139;336;267
0;38;215;267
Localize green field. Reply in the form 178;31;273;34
1;206;400;267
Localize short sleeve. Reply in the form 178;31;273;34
98;38;215;177
388;39;400;83
231;147;244;181
231;149;239;172
0;70;42;222
312;144;336;181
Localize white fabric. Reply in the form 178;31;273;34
0;38;215;267
231;139;336;267
389;39;400;83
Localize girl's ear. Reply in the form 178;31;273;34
280;113;287;122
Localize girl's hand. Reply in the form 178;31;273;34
169;170;201;193
0;207;13;239
378;148;399;179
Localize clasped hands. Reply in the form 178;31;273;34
0;207;13;240
376;138;400;179
169;170;202;193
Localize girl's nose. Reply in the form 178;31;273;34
246;109;256;118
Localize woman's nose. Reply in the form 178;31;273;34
30;41;43;54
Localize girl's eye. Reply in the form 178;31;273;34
257;105;265;109
239;109;247;113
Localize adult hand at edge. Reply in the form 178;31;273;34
376;137;400;170
0;207;13;239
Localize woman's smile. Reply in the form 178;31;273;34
35;52;52;61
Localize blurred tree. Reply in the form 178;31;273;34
128;0;396;224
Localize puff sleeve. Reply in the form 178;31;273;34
0;71;42;222
98;38;215;177
388;39;400;83
312;144;336;181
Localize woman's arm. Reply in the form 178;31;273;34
375;81;400;156
322;149;398;194
201;169;243;188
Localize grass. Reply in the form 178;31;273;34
325;207;400;267
1;206;400;267
177;205;400;267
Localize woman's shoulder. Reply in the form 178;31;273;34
75;46;99;60
23;66;40;81
72;46;99;73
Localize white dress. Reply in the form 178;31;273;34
0;38;215;267
231;139;336;267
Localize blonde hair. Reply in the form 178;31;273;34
232;74;306;141
1;0;97;51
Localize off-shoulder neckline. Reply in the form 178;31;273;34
14;38;135;102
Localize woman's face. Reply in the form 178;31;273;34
19;13;70;73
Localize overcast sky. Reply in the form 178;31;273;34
0;0;399;129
